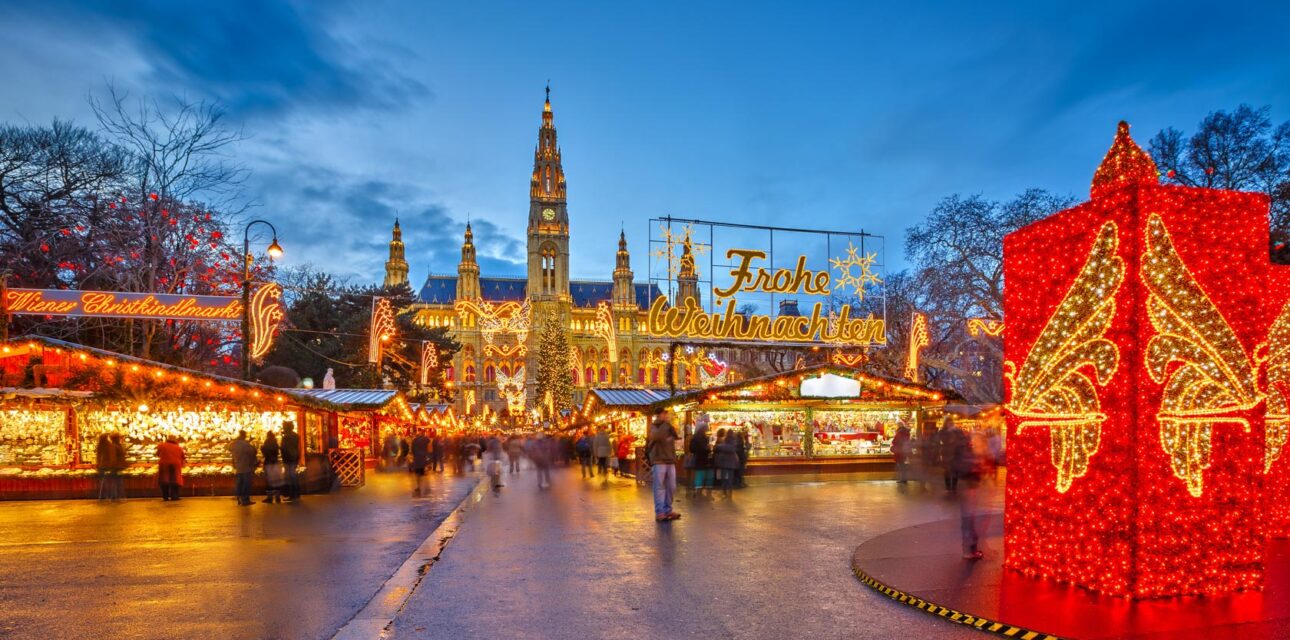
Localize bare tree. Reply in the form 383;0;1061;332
1149;105;1290;254
90;84;250;358
902;189;1074;403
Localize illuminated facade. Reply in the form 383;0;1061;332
389;88;720;414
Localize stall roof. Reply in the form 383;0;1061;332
588;388;677;409
290;389;398;409
1;336;387;413
654;364;950;408
0;387;95;400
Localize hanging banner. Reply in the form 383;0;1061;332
6;287;242;321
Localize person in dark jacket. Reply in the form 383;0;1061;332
109;433;128;501
735;430;749;488
891;423;912;484
934;420;958;494
261;432;283;504
713;429;740;498
410;430;431;497
689;416;712;497
281;422;301;501
431;435;445;473
96;434;114;501
229;430;257;506
947;418;984;559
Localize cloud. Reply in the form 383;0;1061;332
244;163;524;283
4;0;428;118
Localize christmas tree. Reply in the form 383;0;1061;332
534;319;574;418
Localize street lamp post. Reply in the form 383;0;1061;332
242;220;284;380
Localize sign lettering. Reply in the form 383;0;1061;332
5;288;243;321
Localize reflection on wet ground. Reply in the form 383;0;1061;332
0;470;476;640
390;467;1002;640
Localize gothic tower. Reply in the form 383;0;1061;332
384;218;410;288
611;230;635;309
457;223;481;301
526;85;570;306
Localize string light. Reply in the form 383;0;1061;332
1004;120;1271;598
905;311;930;383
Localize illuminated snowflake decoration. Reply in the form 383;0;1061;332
651;223;710;280
830;242;882;300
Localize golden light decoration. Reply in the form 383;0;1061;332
419;341;438;386
650;223;709;280
592;302;618;362
1005;221;1124;493
368;297;397;363
248;283;285;360
79;409;293;464
967;318;1005;337
455;299;531;357
1266;299;1290;471
0;410;67;465
1142;213;1262;497
829;242;882;300
904;311;930;383
495;366;526;415
831;351;867;367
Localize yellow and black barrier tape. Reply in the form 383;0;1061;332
851;564;1065;640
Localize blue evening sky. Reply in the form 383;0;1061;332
0;0;1287;285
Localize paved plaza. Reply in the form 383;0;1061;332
0;471;476;640
388;467;1002;639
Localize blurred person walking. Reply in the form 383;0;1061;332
156;435;185;501
530;434;554;490
109;433;128;501
229;430;257;506
506;435;524;474
593;427;612;479
891;422;912;484
281;422;301;502
949;418;985;559
261;431;284;504
713;429;740;498
96;433;114;501
735;430;749;488
431;434;445;473
647;408;681;522
576;431;593;478
411;430;431;497
688;415;712;498
484;434;504;494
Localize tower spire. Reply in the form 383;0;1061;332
383;218;409;288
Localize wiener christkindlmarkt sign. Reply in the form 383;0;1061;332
1003;121;1290;599
3;285;285;360
5;288;243;320
644;219;886;346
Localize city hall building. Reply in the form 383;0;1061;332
381;89;720;415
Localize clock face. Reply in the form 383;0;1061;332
542;208;556;221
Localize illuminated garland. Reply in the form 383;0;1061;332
420;341;438;386
1267;299;1290;471
368;297;396;363
496;366;526;414
651;223;709;280
966;318;1004;337
831;351;868;367
248;283;284;360
455;299;531;357
592;302;618;362
904;312;929;383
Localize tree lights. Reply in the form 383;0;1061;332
1004;121;1274;598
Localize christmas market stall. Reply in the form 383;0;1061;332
579;388;677;476
289;388;418;471
652;364;948;481
0;336;402;499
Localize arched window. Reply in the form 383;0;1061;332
638;368;646;384
485;365;496;382
599;367;609;383
465;366;476;382
585;367;595;386
685;368;694;385
446;366;455;382
650;369;659;385
500;364;510;377
572;367;582;387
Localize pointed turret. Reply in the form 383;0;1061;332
612;229;636;309
457;222;481;300
528;85;571;302
1091;121;1159;199
383;218;409;287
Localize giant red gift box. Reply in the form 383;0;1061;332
1003;122;1278;597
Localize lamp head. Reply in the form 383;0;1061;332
266;238;284;259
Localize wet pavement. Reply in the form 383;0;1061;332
0;469;477;640
389;468;1003;639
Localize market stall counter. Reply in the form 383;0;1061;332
650;365;949;482
0;336;414;499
